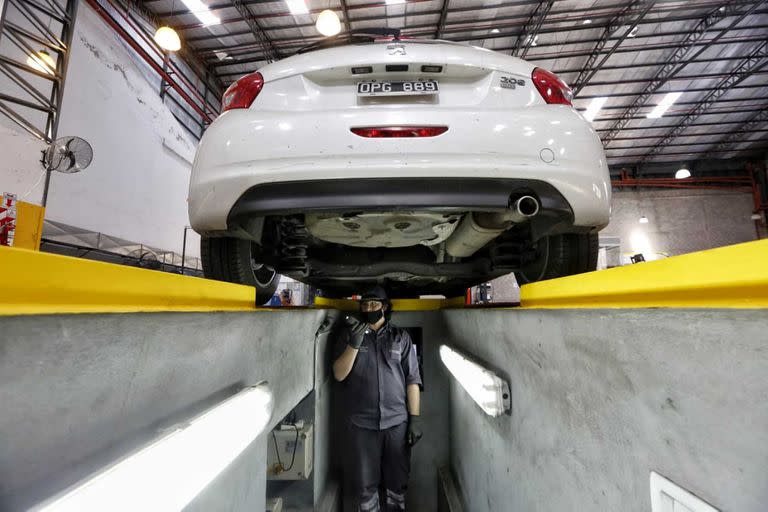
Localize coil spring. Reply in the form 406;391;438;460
278;217;310;275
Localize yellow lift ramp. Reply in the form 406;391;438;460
0;241;766;511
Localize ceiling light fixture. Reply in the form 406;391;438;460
675;167;691;179
583;19;592;24
316;10;341;36
180;0;220;26
285;0;309;15
154;26;181;52
628;26;638;37
646;91;682;119
583;96;608;122
639;216;649;224
31;385;273;512
491;28;500;34
26;50;56;74
525;34;538;47
385;0;406;5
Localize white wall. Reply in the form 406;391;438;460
602;189;756;263
44;3;200;256
0;118;47;204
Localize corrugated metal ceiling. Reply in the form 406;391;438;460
141;0;768;166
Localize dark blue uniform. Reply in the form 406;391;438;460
335;321;422;511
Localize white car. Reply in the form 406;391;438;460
189;35;611;302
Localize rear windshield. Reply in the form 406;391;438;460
296;32;461;55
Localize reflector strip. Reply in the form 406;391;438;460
351;126;448;138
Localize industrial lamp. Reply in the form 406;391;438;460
675;167;691;179
316;10;341;37
27;50;56;74
154;26;182;52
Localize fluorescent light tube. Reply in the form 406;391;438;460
583;96;607;122
32;385;273;512
646;91;682;119
286;0;309;14
180;0;220;26
440;345;510;417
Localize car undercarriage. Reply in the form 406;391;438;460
201;178;600;301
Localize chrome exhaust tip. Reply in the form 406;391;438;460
513;195;540;218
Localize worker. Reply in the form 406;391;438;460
332;286;423;512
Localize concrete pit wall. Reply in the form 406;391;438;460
442;308;768;512
4;305;763;511
0;310;326;511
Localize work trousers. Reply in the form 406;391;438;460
342;421;410;512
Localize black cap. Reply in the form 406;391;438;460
360;285;388;302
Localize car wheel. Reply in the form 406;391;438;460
515;232;598;284
201;236;280;304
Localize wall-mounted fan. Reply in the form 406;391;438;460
42;136;93;174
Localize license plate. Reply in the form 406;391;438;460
357;80;439;97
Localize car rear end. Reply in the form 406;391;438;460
188;39;610;236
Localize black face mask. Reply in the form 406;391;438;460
362;309;384;325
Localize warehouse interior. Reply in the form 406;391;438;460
1;0;767;511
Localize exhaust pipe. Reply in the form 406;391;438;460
445;195;541;258
510;195;540;222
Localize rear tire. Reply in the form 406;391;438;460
201;236;280;305
515;232;598;284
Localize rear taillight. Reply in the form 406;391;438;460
351;126;448;138
531;67;573;106
221;72;264;112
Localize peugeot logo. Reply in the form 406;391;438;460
387;44;406;56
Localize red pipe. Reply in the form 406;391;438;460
613;168;767;210
84;0;213;123
613;183;752;191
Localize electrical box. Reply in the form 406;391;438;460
267;422;313;480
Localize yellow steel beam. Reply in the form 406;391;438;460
15;202;45;250
521;239;768;309
6;236;764;315
0;246;260;316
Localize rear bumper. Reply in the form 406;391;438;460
188;107;611;233
229;177;570;215
227;177;578;239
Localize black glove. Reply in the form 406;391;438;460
407;415;423;446
344;314;368;349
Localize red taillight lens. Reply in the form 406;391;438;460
221;72;264;112
531;67;573;106
351;126;448;138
